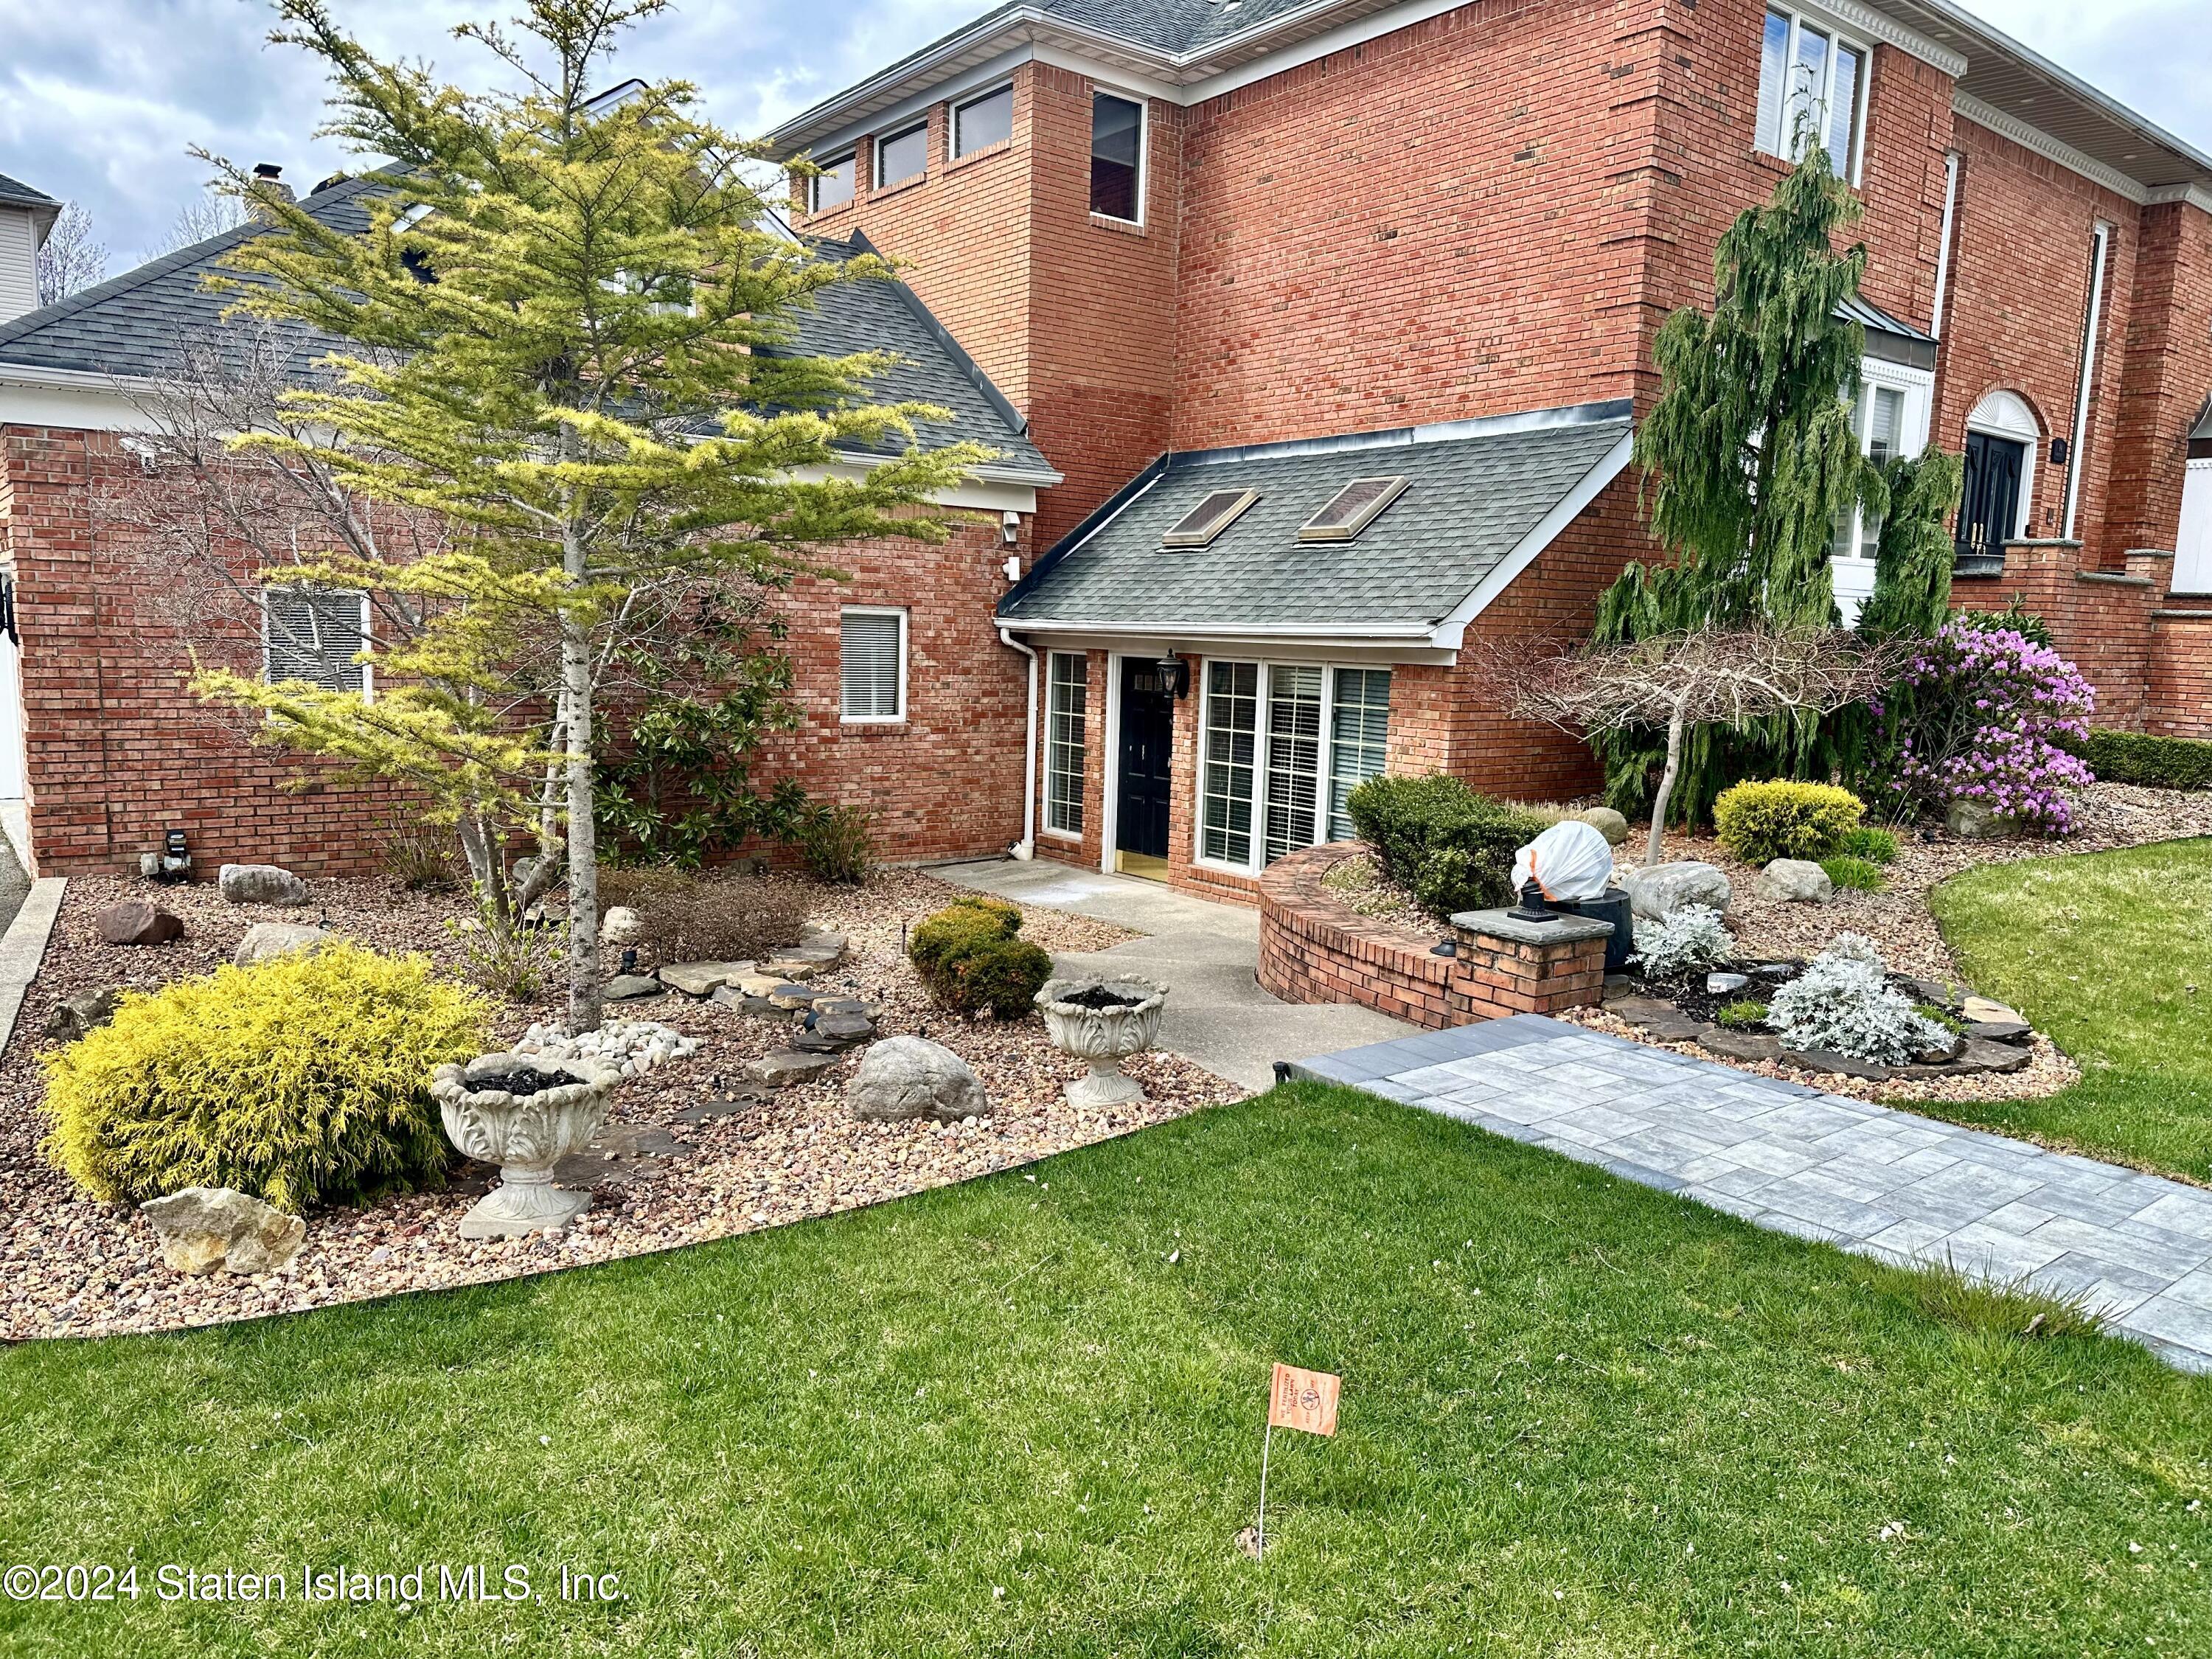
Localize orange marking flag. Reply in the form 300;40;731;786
1267;1363;1341;1439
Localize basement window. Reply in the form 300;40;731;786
1298;476;1409;542
1161;488;1260;549
262;585;370;698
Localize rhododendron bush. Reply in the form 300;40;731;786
1877;624;2096;832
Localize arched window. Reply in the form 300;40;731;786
1956;391;2042;568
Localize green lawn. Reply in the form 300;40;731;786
1928;836;2212;1182
4;1085;2209;1656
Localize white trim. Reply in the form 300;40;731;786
1755;3;1874;185
1966;389;2042;540
2146;184;2212;217
1098;651;1124;873
998;625;1040;858
1430;428;1635;648
1088;86;1148;227
1832;358;1934;619
1041;647;1088;838
2177;459;2212;597
1930;150;1961;340
806;46;1035;161
837;604;909;724
1953;95;2149;206
2063;222;2110;543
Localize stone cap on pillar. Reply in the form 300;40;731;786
1448;909;1616;947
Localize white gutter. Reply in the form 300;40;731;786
998;625;1040;860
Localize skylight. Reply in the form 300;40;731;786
1298;476;1409;542
1161;488;1260;549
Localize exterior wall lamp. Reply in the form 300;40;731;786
1156;649;1191;699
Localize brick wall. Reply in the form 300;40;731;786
2109;200;2212;559
2146;612;2212;738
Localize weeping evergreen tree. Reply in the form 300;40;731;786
1594;146;1957;826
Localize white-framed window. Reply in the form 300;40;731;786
1756;6;1869;182
1829;358;1933;620
808;153;855;213
1089;90;1144;223
1197;661;1394;874
874;121;928;190
263;585;371;698
953;84;1013;158
1045;650;1087;836
838;606;906;723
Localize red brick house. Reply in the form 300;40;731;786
4;0;2211;904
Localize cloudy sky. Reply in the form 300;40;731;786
0;0;2205;273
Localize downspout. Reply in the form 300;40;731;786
999;625;1038;860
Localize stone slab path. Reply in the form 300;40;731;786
1294;1014;2212;1375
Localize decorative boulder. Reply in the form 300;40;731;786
1576;807;1630;846
233;922;335;968
602;905;645;946
1756;858;1835;905
96;900;184;946
1944;799;2016;839
658;961;756;998
846;1035;987;1122
44;987;121;1043
1622;860;1732;922
140;1186;306;1276
218;863;310;906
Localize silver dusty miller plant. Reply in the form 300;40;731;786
1767;933;1954;1064
1634;904;1737;979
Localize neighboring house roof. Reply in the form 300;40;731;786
998;400;1634;645
0;173;61;212
0;175;1052;482
766;0;2212;206
2190;398;2212;459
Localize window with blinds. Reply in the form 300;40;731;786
262;585;369;695
839;608;905;721
1197;661;1392;872
1045;651;1087;835
1327;668;1391;840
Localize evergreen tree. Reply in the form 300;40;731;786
191;0;987;1030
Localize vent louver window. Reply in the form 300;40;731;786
263;585;368;695
840;608;905;720
1161;488;1259;549
1298;476;1408;542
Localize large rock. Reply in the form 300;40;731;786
140;1186;305;1276
1622;860;1732;922
1756;858;1835;905
745;1049;843;1088
97;900;184;947
233;922;334;968
218;863;310;907
846;1035;987;1122
1576;807;1630;846
602;973;664;1001
1945;799;2017;839
602;905;645;946
44;988;121;1042
658;961;756;998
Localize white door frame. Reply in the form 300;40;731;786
1098;650;1126;874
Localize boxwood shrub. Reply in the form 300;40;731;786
2082;729;2212;793
41;944;490;1212
1344;775;1553;918
908;897;1051;1019
1711;779;1865;864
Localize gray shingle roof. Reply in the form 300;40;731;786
0;173;61;212
0;178;1048;479
998;402;1633;634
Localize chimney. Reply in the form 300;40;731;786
249;164;296;220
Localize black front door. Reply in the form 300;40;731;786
1116;658;1174;862
1955;431;2027;568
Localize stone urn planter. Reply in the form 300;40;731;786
1034;975;1169;1107
430;1054;619;1239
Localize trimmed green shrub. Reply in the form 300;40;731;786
1835;825;1899;864
41;945;490;1212
1820;855;1888;891
1345;775;1552;918
2082;729;2212;793
908;901;1049;1018
1711;779;1865;864
1715;1000;1770;1030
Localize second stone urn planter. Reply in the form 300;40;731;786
430;1054;619;1239
1035;975;1169;1107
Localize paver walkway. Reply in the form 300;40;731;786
1295;1014;2212;1374
933;858;1411;1091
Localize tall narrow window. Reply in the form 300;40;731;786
1755;7;1866;181
1045;651;1087;835
1827;43;1863;178
1200;661;1259;865
874;122;928;189
810;153;854;212
839;608;905;722
1262;666;1324;866
264;585;369;695
1327;669;1391;841
953;86;1012;157
1090;91;1143;222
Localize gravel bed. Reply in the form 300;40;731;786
0;866;1236;1341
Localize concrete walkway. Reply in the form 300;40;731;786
1294;1015;2212;1375
932;858;1411;1091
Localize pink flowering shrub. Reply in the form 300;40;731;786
1876;624;2096;833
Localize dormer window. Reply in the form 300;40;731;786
810;153;855;212
874;122;928;189
1161;488;1259;549
1298;476;1408;542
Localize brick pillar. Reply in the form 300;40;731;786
1447;910;1614;1022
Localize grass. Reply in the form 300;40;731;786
1820;855;1888;892
1929;837;2212;1181
5;1086;2211;1655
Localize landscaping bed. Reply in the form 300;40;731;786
0;868;1239;1340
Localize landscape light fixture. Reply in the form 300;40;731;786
1506;879;1558;924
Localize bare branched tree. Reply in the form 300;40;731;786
149;184;253;258
1503;628;1898;867
35;201;109;306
